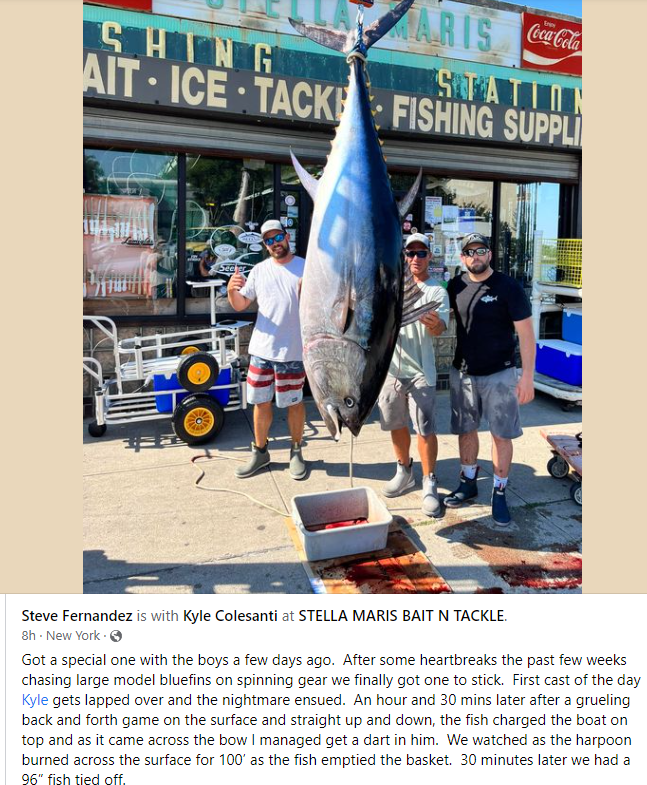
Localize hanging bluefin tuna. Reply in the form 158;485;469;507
290;0;442;440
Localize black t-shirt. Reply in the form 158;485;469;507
447;270;531;376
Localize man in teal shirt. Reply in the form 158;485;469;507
378;234;450;518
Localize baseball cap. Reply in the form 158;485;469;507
260;219;285;238
404;233;430;249
461;232;490;251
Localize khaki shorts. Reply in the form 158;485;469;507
378;375;437;437
450;366;522;439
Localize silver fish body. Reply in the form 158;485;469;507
299;56;402;438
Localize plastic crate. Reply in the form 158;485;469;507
537;239;582;288
536;340;582;386
292;487;391;561
562;306;582;345
153;368;231;413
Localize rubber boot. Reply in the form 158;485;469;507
383;459;415;498
289;442;307;480
444;468;479;507
491;484;511;526
235;442;270;478
421;474;442;518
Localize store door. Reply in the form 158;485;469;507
498;182;560;288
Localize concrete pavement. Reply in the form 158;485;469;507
83;391;582;594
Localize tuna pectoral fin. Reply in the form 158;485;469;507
400;262;442;327
397;169;423;218
290;151;319;203
363;0;416;50
401;300;442;328
288;19;352;52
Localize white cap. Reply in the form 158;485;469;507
404;232;430;249
260;219;285;238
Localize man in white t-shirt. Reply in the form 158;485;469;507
227;220;307;480
377;234;449;518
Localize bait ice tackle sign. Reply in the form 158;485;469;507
83;48;582;149
521;12;582;76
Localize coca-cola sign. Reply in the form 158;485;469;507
522;12;582;76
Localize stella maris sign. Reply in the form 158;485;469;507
521;12;582;77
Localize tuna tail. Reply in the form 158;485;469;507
288;0;415;55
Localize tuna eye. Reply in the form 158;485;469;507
344;397;354;408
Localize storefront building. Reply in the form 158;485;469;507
83;0;582;393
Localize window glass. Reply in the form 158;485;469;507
185;157;274;315
499;182;560;287
424;178;493;280
83;149;178;315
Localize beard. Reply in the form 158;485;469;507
271;243;288;257
466;258;490;274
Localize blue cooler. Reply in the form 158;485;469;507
153;368;231;413
536;340;582;386
562;306;582;345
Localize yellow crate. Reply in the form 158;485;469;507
538;239;582;288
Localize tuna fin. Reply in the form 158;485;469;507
400;259;443;327
397;168;423;219
363;0;416;51
290;150;319;203
289;0;415;55
288;19;354;53
400;299;442;328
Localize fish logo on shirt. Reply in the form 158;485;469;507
481;295;498;303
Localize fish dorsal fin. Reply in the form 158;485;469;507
363;0;416;51
397;168;423;219
401;261;443;327
290;151;319;203
288;19;355;53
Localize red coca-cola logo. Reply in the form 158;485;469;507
522;12;582;76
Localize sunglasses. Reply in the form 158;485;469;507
404;250;429;259
264;233;286;246
462;247;489;257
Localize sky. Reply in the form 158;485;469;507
506;0;582;17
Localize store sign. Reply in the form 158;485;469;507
86;1;153;9
152;0;522;67
521;12;582;76
83;48;581;148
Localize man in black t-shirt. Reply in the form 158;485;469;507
445;233;535;525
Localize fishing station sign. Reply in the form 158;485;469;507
83;48;582;149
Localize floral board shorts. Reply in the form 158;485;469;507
246;355;306;408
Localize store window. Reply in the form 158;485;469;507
83;149;178;316
185;157;274;315
423;178;493;282
499;182;560;288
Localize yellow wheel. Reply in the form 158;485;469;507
172;394;224;445
177;351;220;392
180;345;201;355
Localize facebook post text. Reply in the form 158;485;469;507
3;594;645;784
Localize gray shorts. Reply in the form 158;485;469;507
450;366;522;439
378;375;437;437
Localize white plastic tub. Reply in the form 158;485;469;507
291;486;392;561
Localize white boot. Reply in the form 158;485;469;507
422;474;442;518
383;459;415;498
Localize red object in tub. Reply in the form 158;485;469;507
304;517;369;532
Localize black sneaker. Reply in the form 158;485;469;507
491;485;511;526
444;469;479;508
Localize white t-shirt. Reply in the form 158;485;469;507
239;256;305;362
